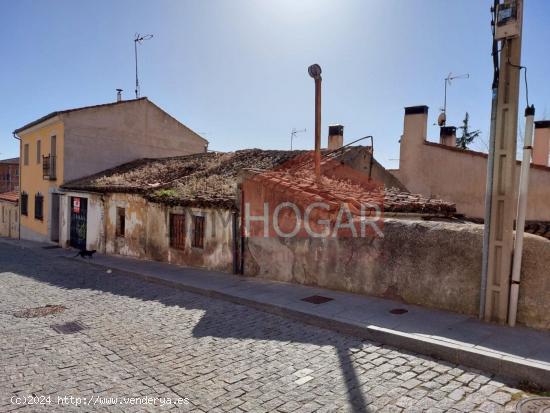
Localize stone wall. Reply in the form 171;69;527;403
244;218;550;331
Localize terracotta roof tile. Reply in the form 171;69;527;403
0;191;19;203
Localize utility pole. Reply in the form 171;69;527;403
483;0;523;324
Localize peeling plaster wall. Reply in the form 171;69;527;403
0;201;19;238
244;218;550;331
100;194;234;272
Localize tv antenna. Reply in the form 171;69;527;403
134;33;153;99
290;128;307;150
439;72;469;126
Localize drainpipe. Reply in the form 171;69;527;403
232;210;239;274
239;190;245;275
12;132;21;240
508;105;535;327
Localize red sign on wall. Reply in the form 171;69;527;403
73;198;80;214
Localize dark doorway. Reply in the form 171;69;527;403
51;194;60;242
69;197;87;250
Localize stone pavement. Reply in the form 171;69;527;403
6;238;548;388
0;239;542;412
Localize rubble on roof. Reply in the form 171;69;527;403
249;161;457;216
62;149;303;208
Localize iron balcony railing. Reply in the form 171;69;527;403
42;155;56;180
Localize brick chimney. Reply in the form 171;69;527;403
440;126;457;147
533;121;550;167
328;125;344;150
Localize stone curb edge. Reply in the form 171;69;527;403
59;255;550;390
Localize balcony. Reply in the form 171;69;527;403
42;155;56;180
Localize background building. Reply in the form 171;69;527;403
13;97;208;243
0;158;19;193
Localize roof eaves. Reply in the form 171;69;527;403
13;98;147;135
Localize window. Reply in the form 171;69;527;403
21;192;28;216
23;144;29;166
36;140;41;164
51;135;57;156
34;193;43;220
169;213;186;249
116;207;125;237
1;206;4;223
192;215;205;249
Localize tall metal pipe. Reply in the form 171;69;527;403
508;105;535;326
308;64;322;178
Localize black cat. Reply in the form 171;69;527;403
74;249;97;259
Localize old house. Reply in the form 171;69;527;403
12;97;208;243
0;158;19;193
390;106;550;220
58;140;407;270
60;150;302;271
0;191;19;238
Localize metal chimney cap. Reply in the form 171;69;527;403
440;126;457;136
308;64;322;80
328;125;344;136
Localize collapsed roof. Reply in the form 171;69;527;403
63;147;457;216
62;149;302;208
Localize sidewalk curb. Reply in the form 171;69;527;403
60;255;550;389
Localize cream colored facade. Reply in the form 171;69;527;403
17;119;65;241
391;106;550;221
14;98;208;243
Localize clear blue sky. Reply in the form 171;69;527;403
1;0;549;167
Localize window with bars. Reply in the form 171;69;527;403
21;192;28;216
116;207;125;237
34;193;43;221
169;213;186;249
192;215;205;249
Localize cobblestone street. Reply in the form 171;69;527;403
0;243;527;412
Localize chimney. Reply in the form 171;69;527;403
533;121;550;167
328;125;344;150
439;126;457;147
116;89;123;103
399;105;428;171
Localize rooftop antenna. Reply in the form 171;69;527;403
134;33;153;99
439;72;470;126
290;128;306;150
